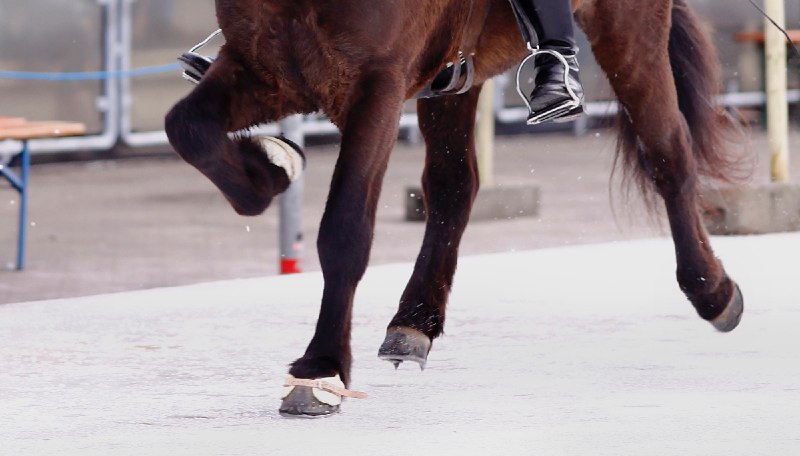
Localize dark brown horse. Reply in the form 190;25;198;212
165;0;744;417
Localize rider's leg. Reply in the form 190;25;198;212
512;0;585;125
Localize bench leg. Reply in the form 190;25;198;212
16;142;29;271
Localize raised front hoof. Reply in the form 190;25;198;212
227;136;307;216
378;327;431;370
279;386;339;419
260;136;306;182
226;195;273;217
710;283;744;333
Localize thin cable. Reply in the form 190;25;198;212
746;0;800;59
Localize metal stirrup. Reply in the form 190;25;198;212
515;43;581;123
189;29;222;53
180;29;222;84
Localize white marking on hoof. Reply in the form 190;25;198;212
260;136;304;182
282;375;367;407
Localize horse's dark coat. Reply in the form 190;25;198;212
166;0;744;391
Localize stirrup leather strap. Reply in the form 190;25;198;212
506;0;538;46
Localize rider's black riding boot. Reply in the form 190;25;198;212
512;0;585;125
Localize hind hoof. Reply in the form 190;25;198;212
378;327;431;370
710;283;744;332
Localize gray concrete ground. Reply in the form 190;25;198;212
2;234;800;454
1;129;796;304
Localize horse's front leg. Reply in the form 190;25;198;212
165;49;304;216
279;71;405;418
378;87;482;369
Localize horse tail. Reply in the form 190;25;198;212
615;0;748;204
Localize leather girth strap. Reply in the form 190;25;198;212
413;1;490;99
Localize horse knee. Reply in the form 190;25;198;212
166;99;199;160
166;97;289;216
166;98;215;163
165;97;193;146
164;102;182;146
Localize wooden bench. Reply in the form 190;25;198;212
1;119;86;270
735;30;800;45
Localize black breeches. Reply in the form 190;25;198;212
510;0;576;50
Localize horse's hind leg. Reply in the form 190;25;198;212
165;49;301;216
378;87;482;368
578;0;742;331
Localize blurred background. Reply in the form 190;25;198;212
2;0;799;144
2;0;799;303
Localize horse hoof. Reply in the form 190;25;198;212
278;375;367;418
279;385;340;418
710;283;744;333
279;375;344;418
260;136;306;183
378;327;431;370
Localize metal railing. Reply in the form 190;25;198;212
0;0;120;155
1;0;795;156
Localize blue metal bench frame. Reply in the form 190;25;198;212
1;143;30;270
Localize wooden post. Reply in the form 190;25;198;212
765;0;790;182
477;79;495;187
